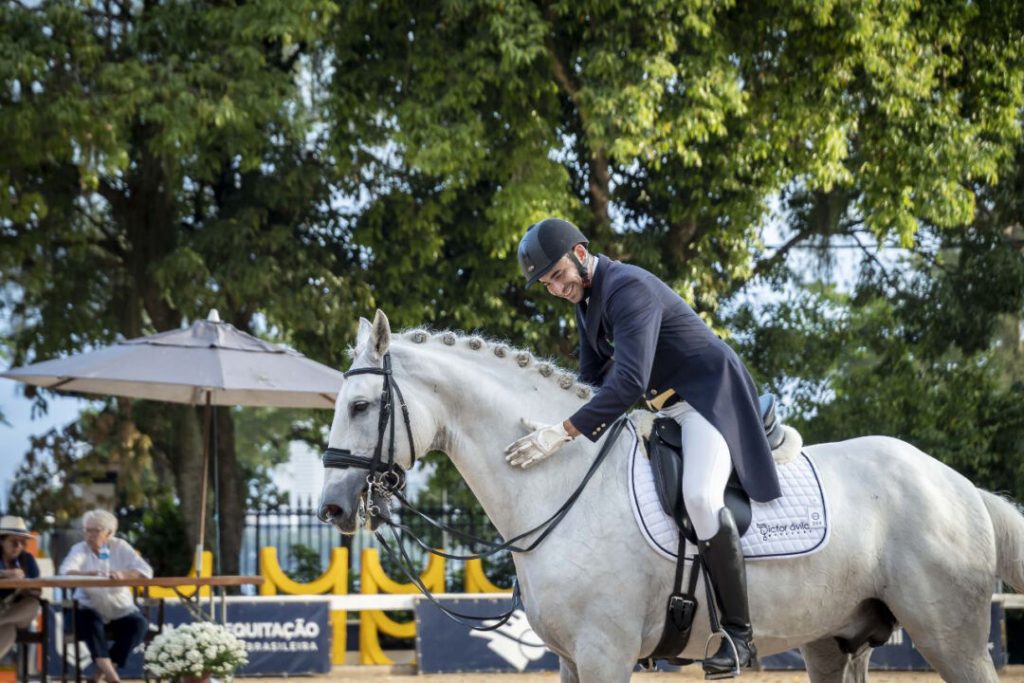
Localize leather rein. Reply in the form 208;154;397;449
320;350;625;634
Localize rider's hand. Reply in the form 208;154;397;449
504;419;574;468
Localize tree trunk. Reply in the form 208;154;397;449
169;405;205;557
215;408;244;577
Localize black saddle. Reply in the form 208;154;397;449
646;394;785;545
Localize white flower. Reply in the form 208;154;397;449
145;622;248;678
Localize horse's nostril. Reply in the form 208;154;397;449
318;503;342;522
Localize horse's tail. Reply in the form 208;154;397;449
981;490;1024;592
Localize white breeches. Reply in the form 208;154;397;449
659;400;733;541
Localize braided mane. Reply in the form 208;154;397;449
392;328;592;400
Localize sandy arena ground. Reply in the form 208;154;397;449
250;665;1024;682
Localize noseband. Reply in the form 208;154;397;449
322;352;415;501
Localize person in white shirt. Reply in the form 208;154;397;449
58;510;152;683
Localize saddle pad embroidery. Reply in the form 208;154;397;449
625;421;830;561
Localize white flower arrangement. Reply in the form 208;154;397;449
145;622;249;679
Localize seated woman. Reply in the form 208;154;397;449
58;509;152;683
0;515;42;660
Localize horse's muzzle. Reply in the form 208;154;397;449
318;502;362;535
317;503;341;524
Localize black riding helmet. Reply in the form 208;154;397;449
517;218;590;287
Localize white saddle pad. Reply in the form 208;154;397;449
624;421;830;561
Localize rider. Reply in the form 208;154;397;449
505;217;782;677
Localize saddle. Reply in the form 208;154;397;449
645;394;785;544
642;394;787;666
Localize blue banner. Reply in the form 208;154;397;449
416;598;560;673
416;598;1006;673
46;598;330;677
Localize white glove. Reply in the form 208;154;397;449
504;419;574;468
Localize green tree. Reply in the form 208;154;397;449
4;0;1023;573
0;0;356;573
325;0;1023;512
326;0;1022;343
8;403;166;521
733;145;1024;496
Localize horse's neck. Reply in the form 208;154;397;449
395;343;616;540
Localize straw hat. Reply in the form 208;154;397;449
0;516;32;539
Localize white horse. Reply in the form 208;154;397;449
319;311;1024;683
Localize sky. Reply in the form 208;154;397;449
0;382;93;511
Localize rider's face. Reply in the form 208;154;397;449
539;249;588;304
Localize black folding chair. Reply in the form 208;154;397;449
14;597;48;683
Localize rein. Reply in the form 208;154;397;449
321;350;626;634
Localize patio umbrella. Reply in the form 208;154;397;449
2;309;344;575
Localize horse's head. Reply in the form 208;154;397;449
318;310;602;537
318;310;420;533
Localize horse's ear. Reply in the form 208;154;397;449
355;317;373;354
370;309;391;359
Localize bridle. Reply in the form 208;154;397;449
320;351;415;515
319;347;626;637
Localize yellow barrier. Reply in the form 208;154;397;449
142;551;213;598
359;548;444;665
464;558;512;593
259;546;349;664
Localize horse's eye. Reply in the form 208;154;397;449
351;400;370;415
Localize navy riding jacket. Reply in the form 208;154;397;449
568;255;782;502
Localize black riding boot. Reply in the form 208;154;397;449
700;508;756;679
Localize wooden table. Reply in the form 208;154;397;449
0;575;264;589
0;576;264;683
0;575;264;622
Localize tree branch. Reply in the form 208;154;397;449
751;227;814;279
545;35;611;229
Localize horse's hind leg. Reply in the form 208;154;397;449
800;637;869;683
889;589;998;682
898;617;999;682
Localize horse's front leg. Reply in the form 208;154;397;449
559;656;580;683
569;634;639;683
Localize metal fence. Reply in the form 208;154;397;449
241;498;513;592
31;499;511;593
241;497;336;581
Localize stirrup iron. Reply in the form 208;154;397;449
703;629;741;680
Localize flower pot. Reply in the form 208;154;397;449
180;673;211;683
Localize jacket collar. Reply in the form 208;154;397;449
577;254;610;351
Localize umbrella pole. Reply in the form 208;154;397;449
213;404;221;575
195;393;212;579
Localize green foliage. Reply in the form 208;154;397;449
8;404;173;527
234;406;306;508
0;1;353;566
1;0;1023;565
120;498;191;577
326;0;1024;330
285;543;323;584
733;209;1024;497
